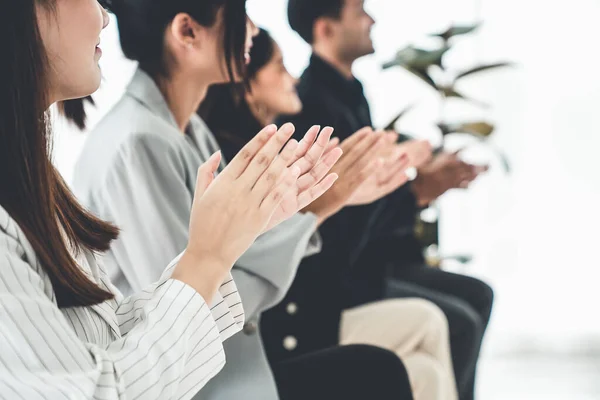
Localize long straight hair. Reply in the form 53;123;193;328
0;0;119;308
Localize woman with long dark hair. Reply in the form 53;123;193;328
0;1;320;398
200;29;459;400
63;1;417;399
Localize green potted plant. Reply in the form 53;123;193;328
382;23;513;266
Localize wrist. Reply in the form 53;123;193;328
410;180;431;208
173;249;232;301
314;213;327;227
303;206;333;226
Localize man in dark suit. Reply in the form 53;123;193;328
261;1;493;399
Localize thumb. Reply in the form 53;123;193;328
195;151;221;198
383;131;399;144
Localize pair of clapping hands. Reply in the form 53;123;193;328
173;123;429;300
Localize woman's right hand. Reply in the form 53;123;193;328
173;124;301;300
397;139;433;168
301;127;388;224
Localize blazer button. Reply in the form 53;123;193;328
286;302;298;315
283;336;298;351
243;322;257;335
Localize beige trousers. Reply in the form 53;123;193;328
340;299;458;400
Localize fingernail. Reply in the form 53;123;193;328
210;151;221;161
265;124;278;135
283;123;295;133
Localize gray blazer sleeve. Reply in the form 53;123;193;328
100;133;320;319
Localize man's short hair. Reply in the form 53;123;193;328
287;0;345;44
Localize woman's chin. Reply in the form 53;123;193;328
290;101;303;115
61;79;100;103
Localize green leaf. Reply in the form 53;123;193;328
431;23;481;41
439;86;490;108
383;45;450;70
406;67;438;90
455;62;515;80
438;121;495;137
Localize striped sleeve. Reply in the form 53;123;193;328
114;252;244;341
0;228;229;400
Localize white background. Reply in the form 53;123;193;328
53;0;600;358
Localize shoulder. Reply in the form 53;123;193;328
93;96;187;173
117;130;181;160
100;132;188;197
0;206;48;287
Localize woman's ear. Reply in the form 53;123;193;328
170;13;201;50
244;83;257;105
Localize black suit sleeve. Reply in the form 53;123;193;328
276;92;359;143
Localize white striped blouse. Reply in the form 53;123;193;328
0;206;244;400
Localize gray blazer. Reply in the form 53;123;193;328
73;68;321;400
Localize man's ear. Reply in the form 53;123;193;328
313;17;337;43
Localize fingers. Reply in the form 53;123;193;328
225;124;278;178
251;138;299;197
451;162;476;189
240;123;297;186
260;166;301;212
296;147;343;192
288;125;320;166
382;131;399;144
350;157;384;193
477;165;490;174
292;127;334;175
379;170;410;194
339;127;373;152
340;131;385;174
324;137;340;155
407;140;433;167
194;152;221;198
297;173;339;210
378;153;410;185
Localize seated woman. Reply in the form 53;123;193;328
0;1;317;398
64;2;413;400
199;28;458;400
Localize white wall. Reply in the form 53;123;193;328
249;0;600;354
53;0;600;354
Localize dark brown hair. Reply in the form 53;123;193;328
199;29;280;163
0;0;118;308
288;0;344;44
63;0;249;129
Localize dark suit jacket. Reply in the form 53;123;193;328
260;55;424;365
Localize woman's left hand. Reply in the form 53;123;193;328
264;125;343;231
346;139;411;206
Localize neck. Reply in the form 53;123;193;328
313;45;354;80
155;69;211;132
248;101;276;126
